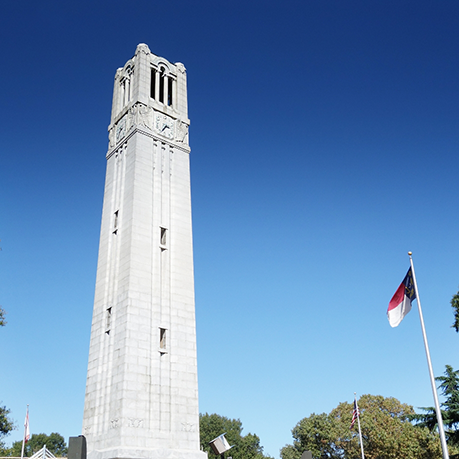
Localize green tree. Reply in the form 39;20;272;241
0;404;15;452
0;318;14;455
4;439;23;457
280;412;339;459
0;307;6;326
280;394;442;459
412;365;459;456
5;433;67;457
29;433;67;456
452;291;459;333
199;413;271;459
436;365;459;449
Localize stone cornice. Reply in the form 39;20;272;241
106;127;191;160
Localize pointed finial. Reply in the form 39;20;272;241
136;43;151;56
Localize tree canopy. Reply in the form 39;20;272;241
411;365;459;456
200;413;272;459
452;291;459;333
0;404;15;452
4;432;68;457
0;312;13;452
280;394;442;459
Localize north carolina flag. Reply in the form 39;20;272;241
387;268;416;327
24;408;30;443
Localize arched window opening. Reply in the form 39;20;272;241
159;67;165;103
167;78;173;106
150;68;156;99
150;65;173;107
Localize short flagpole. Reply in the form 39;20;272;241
20;405;29;459
409;252;449;459
355;393;365;459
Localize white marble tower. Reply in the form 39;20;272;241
83;44;206;459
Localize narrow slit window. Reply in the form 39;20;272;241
160;227;167;246
113;210;119;234
122;79;128;106
160;328;167;349
159;69;165;103
106;307;112;334
150;69;156;99
167;78;173;106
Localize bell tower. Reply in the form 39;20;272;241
83;44;206;459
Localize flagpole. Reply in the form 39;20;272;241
21;405;29;459
409;252;449;459
354;393;365;459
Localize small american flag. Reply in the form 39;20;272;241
350;398;360;430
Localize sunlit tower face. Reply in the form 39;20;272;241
83;44;206;459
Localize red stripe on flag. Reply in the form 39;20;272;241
388;282;405;312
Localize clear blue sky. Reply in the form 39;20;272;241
1;1;459;457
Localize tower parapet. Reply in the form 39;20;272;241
108;43;190;154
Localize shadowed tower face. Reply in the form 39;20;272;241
83;44;206;459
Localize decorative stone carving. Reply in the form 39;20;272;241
110;418;120;429
126;103;154;133
115;68;123;80
136;43;151;56
108;127;115;149
181;422;195;432
176;121;189;144
126;107;135;133
176;63;186;74
138;104;153;129
127;418;144;428
111;106;190;147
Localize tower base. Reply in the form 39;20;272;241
88;448;208;459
